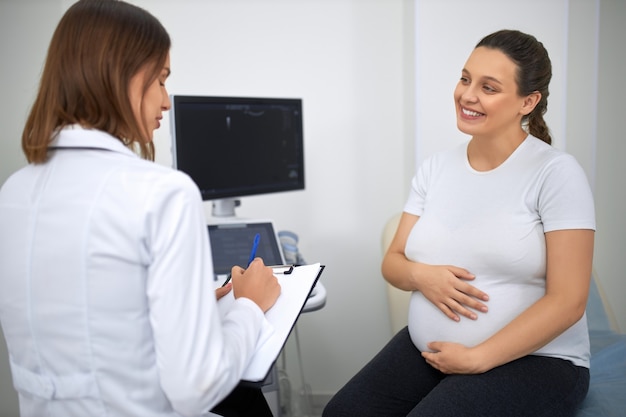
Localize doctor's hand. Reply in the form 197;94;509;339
231;258;281;313
215;282;233;301
422;341;488;374
416;264;489;322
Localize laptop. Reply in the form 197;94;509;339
207;219;286;285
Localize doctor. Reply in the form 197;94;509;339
0;1;280;416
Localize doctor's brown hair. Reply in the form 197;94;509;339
22;0;171;163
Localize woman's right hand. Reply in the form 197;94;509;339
415;264;489;322
382;213;488;322
230;258;281;313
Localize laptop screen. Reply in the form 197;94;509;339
207;221;285;281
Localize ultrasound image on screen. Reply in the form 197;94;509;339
172;97;304;200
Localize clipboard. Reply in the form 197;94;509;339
217;263;325;385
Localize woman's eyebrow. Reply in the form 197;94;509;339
463;68;503;85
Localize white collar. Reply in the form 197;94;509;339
49;125;139;159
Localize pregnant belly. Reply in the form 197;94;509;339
408;283;545;352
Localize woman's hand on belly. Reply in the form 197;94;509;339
422;341;487;374
416;264;489;322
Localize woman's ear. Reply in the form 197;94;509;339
520;91;541;116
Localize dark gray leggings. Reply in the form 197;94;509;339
323;327;589;417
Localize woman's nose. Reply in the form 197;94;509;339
460;83;479;103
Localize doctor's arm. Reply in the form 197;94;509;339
423;228;594;374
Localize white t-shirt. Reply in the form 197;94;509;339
0;126;271;416
404;136;596;368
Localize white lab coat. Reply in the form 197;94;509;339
0;126;270;417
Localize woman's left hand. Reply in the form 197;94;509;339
215;282;233;300
422;341;487;374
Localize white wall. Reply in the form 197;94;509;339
593;0;626;332
0;1;63;191
1;0;624;415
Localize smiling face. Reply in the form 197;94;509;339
128;53;171;141
454;47;538;142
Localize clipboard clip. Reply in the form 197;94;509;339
270;265;294;275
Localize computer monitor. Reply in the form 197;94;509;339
206;219;286;284
170;95;305;217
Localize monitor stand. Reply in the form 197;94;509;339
211;198;241;218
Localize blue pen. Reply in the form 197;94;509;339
222;233;261;287
246;233;261;267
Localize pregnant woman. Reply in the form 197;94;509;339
323;29;595;417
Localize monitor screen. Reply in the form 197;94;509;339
207;221;285;281
170;95;305;212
